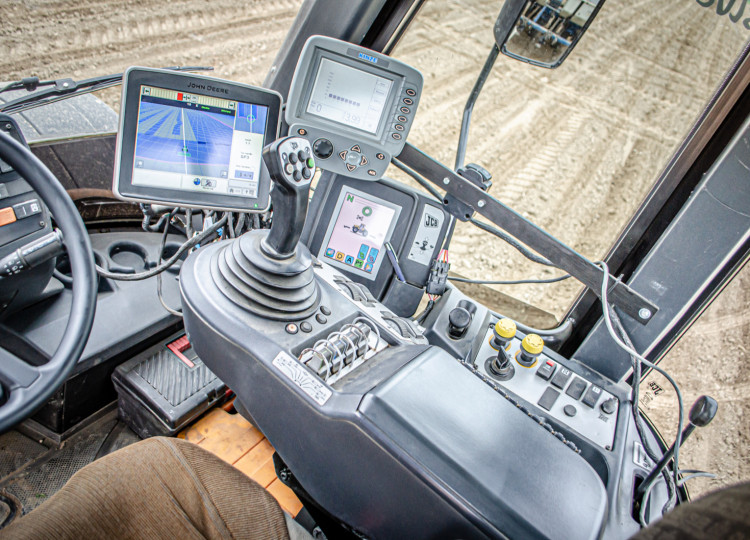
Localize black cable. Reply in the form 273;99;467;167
156;210;182;317
449;274;570;285
227;212;235;239
442;217;457;250
610;307;676;517
96;215;227;281
392;158;444;202
468;218;556;267
413;299;435;324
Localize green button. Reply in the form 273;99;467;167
306;157;315;169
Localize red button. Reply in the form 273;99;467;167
546;360;554;366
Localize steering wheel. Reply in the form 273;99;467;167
0;130;97;433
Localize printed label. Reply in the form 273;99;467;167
407;205;444;265
272;352;332;406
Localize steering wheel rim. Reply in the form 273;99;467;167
0;129;97;433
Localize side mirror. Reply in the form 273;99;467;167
494;0;605;68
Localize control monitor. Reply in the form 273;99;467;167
114;67;282;211
286;36;423;181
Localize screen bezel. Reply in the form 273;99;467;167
114;67;282;212
317;186;402;280
295;49;404;144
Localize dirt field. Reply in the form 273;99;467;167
2;0;748;499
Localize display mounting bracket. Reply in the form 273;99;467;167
397;142;659;325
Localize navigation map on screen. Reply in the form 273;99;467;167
132;85;269;199
306;58;393;135
322;189;399;277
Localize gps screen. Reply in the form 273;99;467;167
321;188;400;278
132;85;269;199
306;58;393;135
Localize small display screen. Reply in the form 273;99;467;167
306;58;393;135
321;188;400;278
132;85;269;199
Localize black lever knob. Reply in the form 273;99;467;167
689;395;718;427
448;307;472;339
634;395;718;502
261;136;315;259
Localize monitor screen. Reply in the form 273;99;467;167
132;85;269;200
320;187;401;279
306;58;393;135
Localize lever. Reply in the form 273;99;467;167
635;395;718;501
261;136;316;259
0;229;64;277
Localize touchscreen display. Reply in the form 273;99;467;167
306;58;393;135
321;188;400;277
132;85;269;199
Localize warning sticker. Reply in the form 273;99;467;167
272;352;332;406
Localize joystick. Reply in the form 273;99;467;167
261;137;316;258
486;318;517;381
200;136;321;321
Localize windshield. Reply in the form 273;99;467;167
389;0;749;327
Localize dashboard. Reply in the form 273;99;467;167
0;33;665;540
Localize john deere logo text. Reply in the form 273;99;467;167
186;82;229;94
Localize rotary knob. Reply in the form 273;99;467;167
516;333;544;367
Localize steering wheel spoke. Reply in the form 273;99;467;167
0;344;41;390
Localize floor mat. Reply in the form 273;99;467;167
0;412;139;519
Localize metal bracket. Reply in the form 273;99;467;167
397;142;659;325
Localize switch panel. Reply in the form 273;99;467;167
474;324;618;450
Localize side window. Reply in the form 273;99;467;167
389;0;749;326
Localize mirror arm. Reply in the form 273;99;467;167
397;142;660;326
455;43;500;171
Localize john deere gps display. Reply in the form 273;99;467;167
286;36;423;181
114;67;282;211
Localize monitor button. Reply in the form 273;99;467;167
376;153;386;160
400;106;410;115
367;169;377;176
339;150;347;161
391;133;402;140
351;145;361;153
346;163;357;172
405;88;417;97
360;155;368;166
394;124;405;131
402;97;414;106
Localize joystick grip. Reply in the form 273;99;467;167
261;136;315;258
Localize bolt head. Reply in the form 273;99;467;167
638;308;652;320
477;200;486;208
442;177;450;185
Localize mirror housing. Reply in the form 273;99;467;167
494;0;605;69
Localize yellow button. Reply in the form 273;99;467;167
521;334;544;355
0;207;16;227
494;318;517;339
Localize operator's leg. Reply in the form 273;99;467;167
1;437;294;540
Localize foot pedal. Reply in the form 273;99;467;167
112;333;229;438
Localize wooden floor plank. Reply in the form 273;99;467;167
179;407;303;517
267;478;304;516
233;439;276;480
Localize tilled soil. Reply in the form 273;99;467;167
2;0;748;500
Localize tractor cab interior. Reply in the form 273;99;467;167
0;0;749;538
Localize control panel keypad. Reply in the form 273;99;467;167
475;324;619;450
